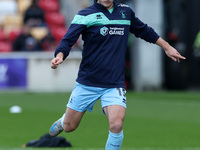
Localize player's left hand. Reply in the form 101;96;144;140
164;46;186;63
156;37;186;63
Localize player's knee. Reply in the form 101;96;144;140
109;120;123;133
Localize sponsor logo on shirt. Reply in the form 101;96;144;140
100;26;109;36
100;26;124;36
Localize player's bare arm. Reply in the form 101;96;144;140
51;52;64;69
156;37;186;63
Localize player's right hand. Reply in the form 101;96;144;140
51;53;64;69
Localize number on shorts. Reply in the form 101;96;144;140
117;88;126;97
117;88;126;104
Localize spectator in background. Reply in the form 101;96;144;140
23;37;40;51
12;24;41;52
24;0;46;27
40;33;56;52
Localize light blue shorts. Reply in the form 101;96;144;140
67;82;127;112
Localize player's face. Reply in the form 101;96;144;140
97;0;114;10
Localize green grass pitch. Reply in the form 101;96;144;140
0;91;200;150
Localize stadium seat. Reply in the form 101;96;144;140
51;27;67;45
17;0;32;15
38;0;59;3
0;29;5;41
0;0;18;24
3;26;21;40
8;29;22;42
0;41;12;52
3;15;23;28
50;27;79;47
45;12;66;28
38;0;59;13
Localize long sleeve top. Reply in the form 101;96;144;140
54;0;159;88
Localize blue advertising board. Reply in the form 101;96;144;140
0;58;27;89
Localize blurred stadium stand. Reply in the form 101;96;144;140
0;0;80;52
0;0;82;92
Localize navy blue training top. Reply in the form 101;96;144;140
55;0;160;88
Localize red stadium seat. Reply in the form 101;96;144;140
51;27;67;45
0;42;12;52
51;27;80;48
0;30;5;41
38;0;59;13
38;0;59;1
45;12;65;28
8;29;22;42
